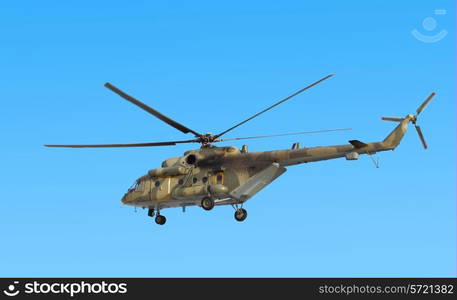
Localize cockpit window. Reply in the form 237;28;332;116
128;181;138;192
128;180;145;193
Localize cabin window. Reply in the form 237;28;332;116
217;175;223;183
178;179;184;185
202;176;208;183
192;177;198;184
155;181;161;187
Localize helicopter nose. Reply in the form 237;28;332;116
121;193;129;204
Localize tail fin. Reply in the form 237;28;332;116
382;118;409;149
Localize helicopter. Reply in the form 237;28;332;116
45;74;435;225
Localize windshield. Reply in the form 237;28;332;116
127;180;144;193
128;180;141;193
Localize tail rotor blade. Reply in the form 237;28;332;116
416;92;436;116
415;125;428;149
381;116;404;122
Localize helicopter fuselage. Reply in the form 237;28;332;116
121;128;402;211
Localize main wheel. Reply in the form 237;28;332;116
234;208;248;222
155;215;166;225
201;197;215;211
147;208;155;217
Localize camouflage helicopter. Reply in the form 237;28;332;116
45;74;435;225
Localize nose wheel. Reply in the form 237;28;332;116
234;208;248;222
155;214;166;225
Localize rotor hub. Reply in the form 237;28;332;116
408;114;417;124
199;133;215;146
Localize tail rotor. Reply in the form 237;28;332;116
381;92;435;149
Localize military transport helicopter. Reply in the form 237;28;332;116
45;74;435;225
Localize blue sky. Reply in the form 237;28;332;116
0;1;455;277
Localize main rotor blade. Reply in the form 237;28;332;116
44;139;198;148
213;74;334;139
414;125;428;149
104;83;203;137
416;92;435;116
216;128;351;142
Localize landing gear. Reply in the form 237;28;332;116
234;208;248;222
147;208;155;217
201;197;215;211
155;215;166;225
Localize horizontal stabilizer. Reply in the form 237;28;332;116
349;140;368;148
